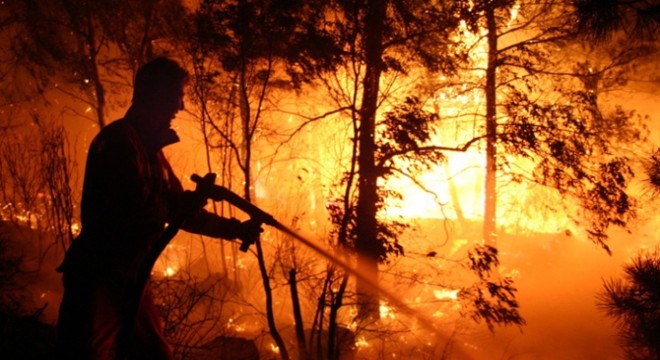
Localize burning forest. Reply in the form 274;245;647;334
0;0;658;359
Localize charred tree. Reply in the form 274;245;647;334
317;0;463;322
483;4;498;246
354;0;387;321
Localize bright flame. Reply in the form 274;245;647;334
433;288;460;301
355;337;369;348
70;222;81;236
379;301;396;319
508;3;521;28
347;321;357;331
377;0;575;234
381;149;485;220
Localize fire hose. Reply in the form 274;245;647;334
120;173;463;358
187;174;467;344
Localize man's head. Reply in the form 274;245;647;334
132;57;189;133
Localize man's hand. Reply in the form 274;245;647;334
180;190;207;216
237;219;264;251
180;173;217;217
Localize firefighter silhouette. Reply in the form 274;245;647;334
56;57;262;359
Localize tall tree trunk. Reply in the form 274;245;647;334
483;5;498;247
355;0;386;320
239;68;252;200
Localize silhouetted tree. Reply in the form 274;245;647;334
598;247;660;360
315;0;462;322
188;1;343;358
4;0;187;128
0;117;77;256
465;244;525;330
573;0;660;41
431;0;648;251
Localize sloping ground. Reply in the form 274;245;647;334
0;221;60;359
0;310;56;359
1;216;656;359
0;221;64;323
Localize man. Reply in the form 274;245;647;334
56;57;260;359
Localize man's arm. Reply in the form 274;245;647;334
181;209;242;239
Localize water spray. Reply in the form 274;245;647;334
191;173;470;358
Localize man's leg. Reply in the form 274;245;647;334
128;282;174;360
56;272;123;359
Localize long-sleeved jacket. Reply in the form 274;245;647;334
59;117;237;280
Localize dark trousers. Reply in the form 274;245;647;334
55;271;173;360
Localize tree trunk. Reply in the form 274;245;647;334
289;269;309;360
80;2;106;128
328;273;349;360
355;0;386;321
483;5;498;247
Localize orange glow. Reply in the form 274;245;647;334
1;2;657;360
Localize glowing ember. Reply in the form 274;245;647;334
163;266;177;277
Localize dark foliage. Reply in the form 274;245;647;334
499;82;640;252
0;228;24;314
326;193;407;262
574;0;660;41
643;148;660;196
377;96;444;173
463;244;525;331
194;0;342;89
325;96;448;262
598;248;660;360
0;310;56;360
152;273;235;359
0;226;55;359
